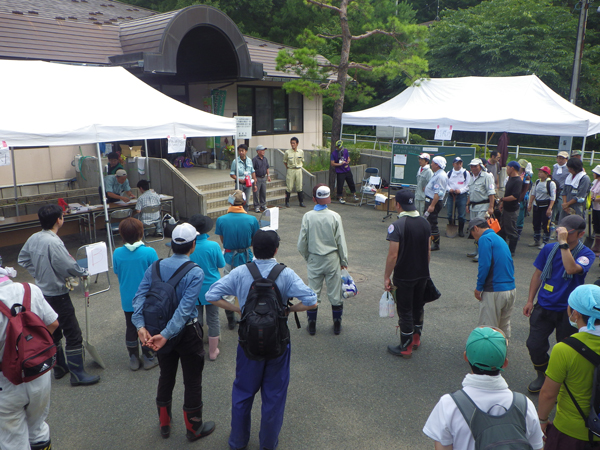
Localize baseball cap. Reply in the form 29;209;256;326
454;157;462;163
256;145;266;151
538;166;551;175
558;151;569;158
336;140;343;148
572;150;582;156
313;183;331;205
228;190;246;206
559;214;586;232
469;158;483;166
468;217;487;231
395;190;416;211
172;223;199;244
465;327;507;372
507;161;520;170
115;169;127;177
419;153;431;160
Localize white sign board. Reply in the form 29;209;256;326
236;116;253;139
261;207;279;231
434;125;453;141
0;140;10;167
85;242;109;276
376;126;408;139
167;136;186;154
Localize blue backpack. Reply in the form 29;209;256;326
142;259;197;353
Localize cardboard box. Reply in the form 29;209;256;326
120;144;143;158
374;189;389;211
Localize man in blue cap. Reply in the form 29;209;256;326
499;160;523;255
423;326;543;449
538;284;600;448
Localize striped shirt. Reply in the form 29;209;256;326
135;190;161;224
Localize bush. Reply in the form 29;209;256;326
349;148;361;166
322;114;333;133
304;150;331;173
409;133;428;145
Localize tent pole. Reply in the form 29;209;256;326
582;135;587;164
145;139;149;182
234;137;239;190
11;147;18;217
96;143;113;266
485;132;488;160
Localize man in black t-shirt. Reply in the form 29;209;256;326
500;161;523;255
384;190;431;359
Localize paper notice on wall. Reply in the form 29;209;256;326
434;125;453;141
394;165;405;180
393;154;407;165
85;242;109;275
261;207;279;231
0;141;10;166
167;136;186;154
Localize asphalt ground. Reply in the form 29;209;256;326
2;200;598;450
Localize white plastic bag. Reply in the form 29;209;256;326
341;269;357;298
387;293;395;318
380;291;395;318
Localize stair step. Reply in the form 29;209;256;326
201;180;286;199
206;195;287;219
206;186;288;209
198;175;280;193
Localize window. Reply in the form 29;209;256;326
237;86;304;134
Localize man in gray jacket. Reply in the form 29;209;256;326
18;204;100;387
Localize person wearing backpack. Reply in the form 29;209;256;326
538;284;600;448
423;326;544;450
446;157;470;237
561;157;592;221
205;229;317;450
527;166;557;250
18;204;99;387
589;165;600;256
0;264;59;450
132;223;216;442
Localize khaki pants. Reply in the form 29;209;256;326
286;168;302;193
478;289;517;338
307;252;342;307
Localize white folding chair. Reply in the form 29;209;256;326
359;168;380;207
139;204;164;244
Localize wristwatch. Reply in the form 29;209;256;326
559;243;569;250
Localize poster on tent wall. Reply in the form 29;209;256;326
167;136;186;154
434;125;453;141
0;140;9;166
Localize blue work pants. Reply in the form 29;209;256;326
446;193;467;223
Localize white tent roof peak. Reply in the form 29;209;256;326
342;75;600;137
0;60;236;147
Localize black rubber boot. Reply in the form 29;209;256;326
157;400;172;439
127;340;140;371
298;191;306;207
387;333;414;358
285;191;290;208
430;236;440;251
307;307;318;336
508;237;518;256
65;348;100;387
30;439;51;450
183;404;216;442
226;310;236;330
332;304;343;335
527;363;548;394
458;220;465;237
54;343;69;380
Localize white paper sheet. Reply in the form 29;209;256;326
261;207;279;231
393;154;407;165
394;165;405;179
85;242;109;275
434;125;453;141
168;136;186;154
0;141;10;167
369;176;381;186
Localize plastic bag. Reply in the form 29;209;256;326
341;269;357;298
379;292;395;318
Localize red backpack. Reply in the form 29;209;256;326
0;283;56;385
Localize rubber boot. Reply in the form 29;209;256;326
141;346;159;370
285;191;290;208
430;235;440;251
127;340;140;371
517;227;523;241
332;304;343;335
183;404;215;442
387;333;414;358
298;191;306;207
65;347;100;387
508;237;518;256
30;439;51;450
157;400;172;439
54;343;69;380
226;310;236;330
458;219;465;237
413;324;423;350
592;236;600;256
307;307;318;336
467;243;478;258
527;363;548;394
208;336;220;361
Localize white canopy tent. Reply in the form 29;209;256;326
342;75;600;137
0;59;238;259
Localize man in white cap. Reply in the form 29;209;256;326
252;145;270;213
538;284;600;448
466;158;496;261
132;223;216;442
104;168;135;203
446;157;470;237
551;151;569;226
415;153;433;218
423;156;448;251
298;184;349;335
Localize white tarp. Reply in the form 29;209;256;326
342;75;600;137
0;60;236;146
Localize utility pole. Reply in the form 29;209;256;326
569;0;590;104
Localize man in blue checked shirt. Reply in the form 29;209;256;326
423;156;449;251
206;229;317;450
230;144;257;212
132;223;216;443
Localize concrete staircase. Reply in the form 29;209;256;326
200;175;288;219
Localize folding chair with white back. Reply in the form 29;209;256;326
359;168;380;207
139;204;164;244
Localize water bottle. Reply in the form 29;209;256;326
549;223;556;240
423;211;430;218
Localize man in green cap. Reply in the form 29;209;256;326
423;326;543;449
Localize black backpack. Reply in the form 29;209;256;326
451;389;533;450
534;179;560;199
563;337;600;442
238;262;298;361
142;259;197;353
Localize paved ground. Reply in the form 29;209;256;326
2;199;598;450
